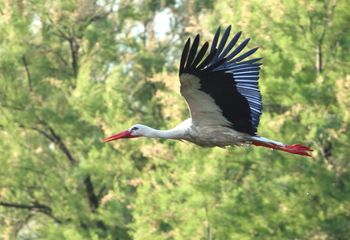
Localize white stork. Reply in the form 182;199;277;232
104;26;312;157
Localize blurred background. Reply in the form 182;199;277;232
1;0;350;239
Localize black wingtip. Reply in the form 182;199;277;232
194;34;200;43
192;41;209;68
179;38;191;75
185;34;200;69
226;38;251;61
197;48;217;70
210;26;221;53
232;47;259;62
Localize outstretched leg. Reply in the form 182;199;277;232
250;136;313;157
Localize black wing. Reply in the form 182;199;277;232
179;26;262;135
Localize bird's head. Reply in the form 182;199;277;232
103;124;148;142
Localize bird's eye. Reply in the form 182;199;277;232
131;127;139;131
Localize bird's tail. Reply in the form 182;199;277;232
250;136;313;157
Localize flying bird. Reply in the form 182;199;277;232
103;26;312;157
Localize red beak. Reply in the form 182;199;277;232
103;130;136;142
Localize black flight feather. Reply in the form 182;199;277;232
192;42;209;68
214;25;231;60
185;34;200;69
226;38;250;61
231;47;259;62
219;31;242;59
179;38;191;74
197;49;218;70
210;27;221;53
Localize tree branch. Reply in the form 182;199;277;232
34;120;78;166
0;201;50;211
0;201;61;223
31;126;56;142
84;175;99;212
47;125;77;165
21;56;33;91
68;37;80;79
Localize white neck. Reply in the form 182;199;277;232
145;127;185;139
142;119;191;139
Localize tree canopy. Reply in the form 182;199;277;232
1;0;350;239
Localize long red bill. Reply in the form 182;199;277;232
103;130;134;142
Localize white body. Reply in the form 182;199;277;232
181;119;250;147
131;118;253;148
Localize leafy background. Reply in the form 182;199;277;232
1;0;350;239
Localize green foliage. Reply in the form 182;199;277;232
1;0;350;239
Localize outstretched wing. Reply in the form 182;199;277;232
179;26;262;135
